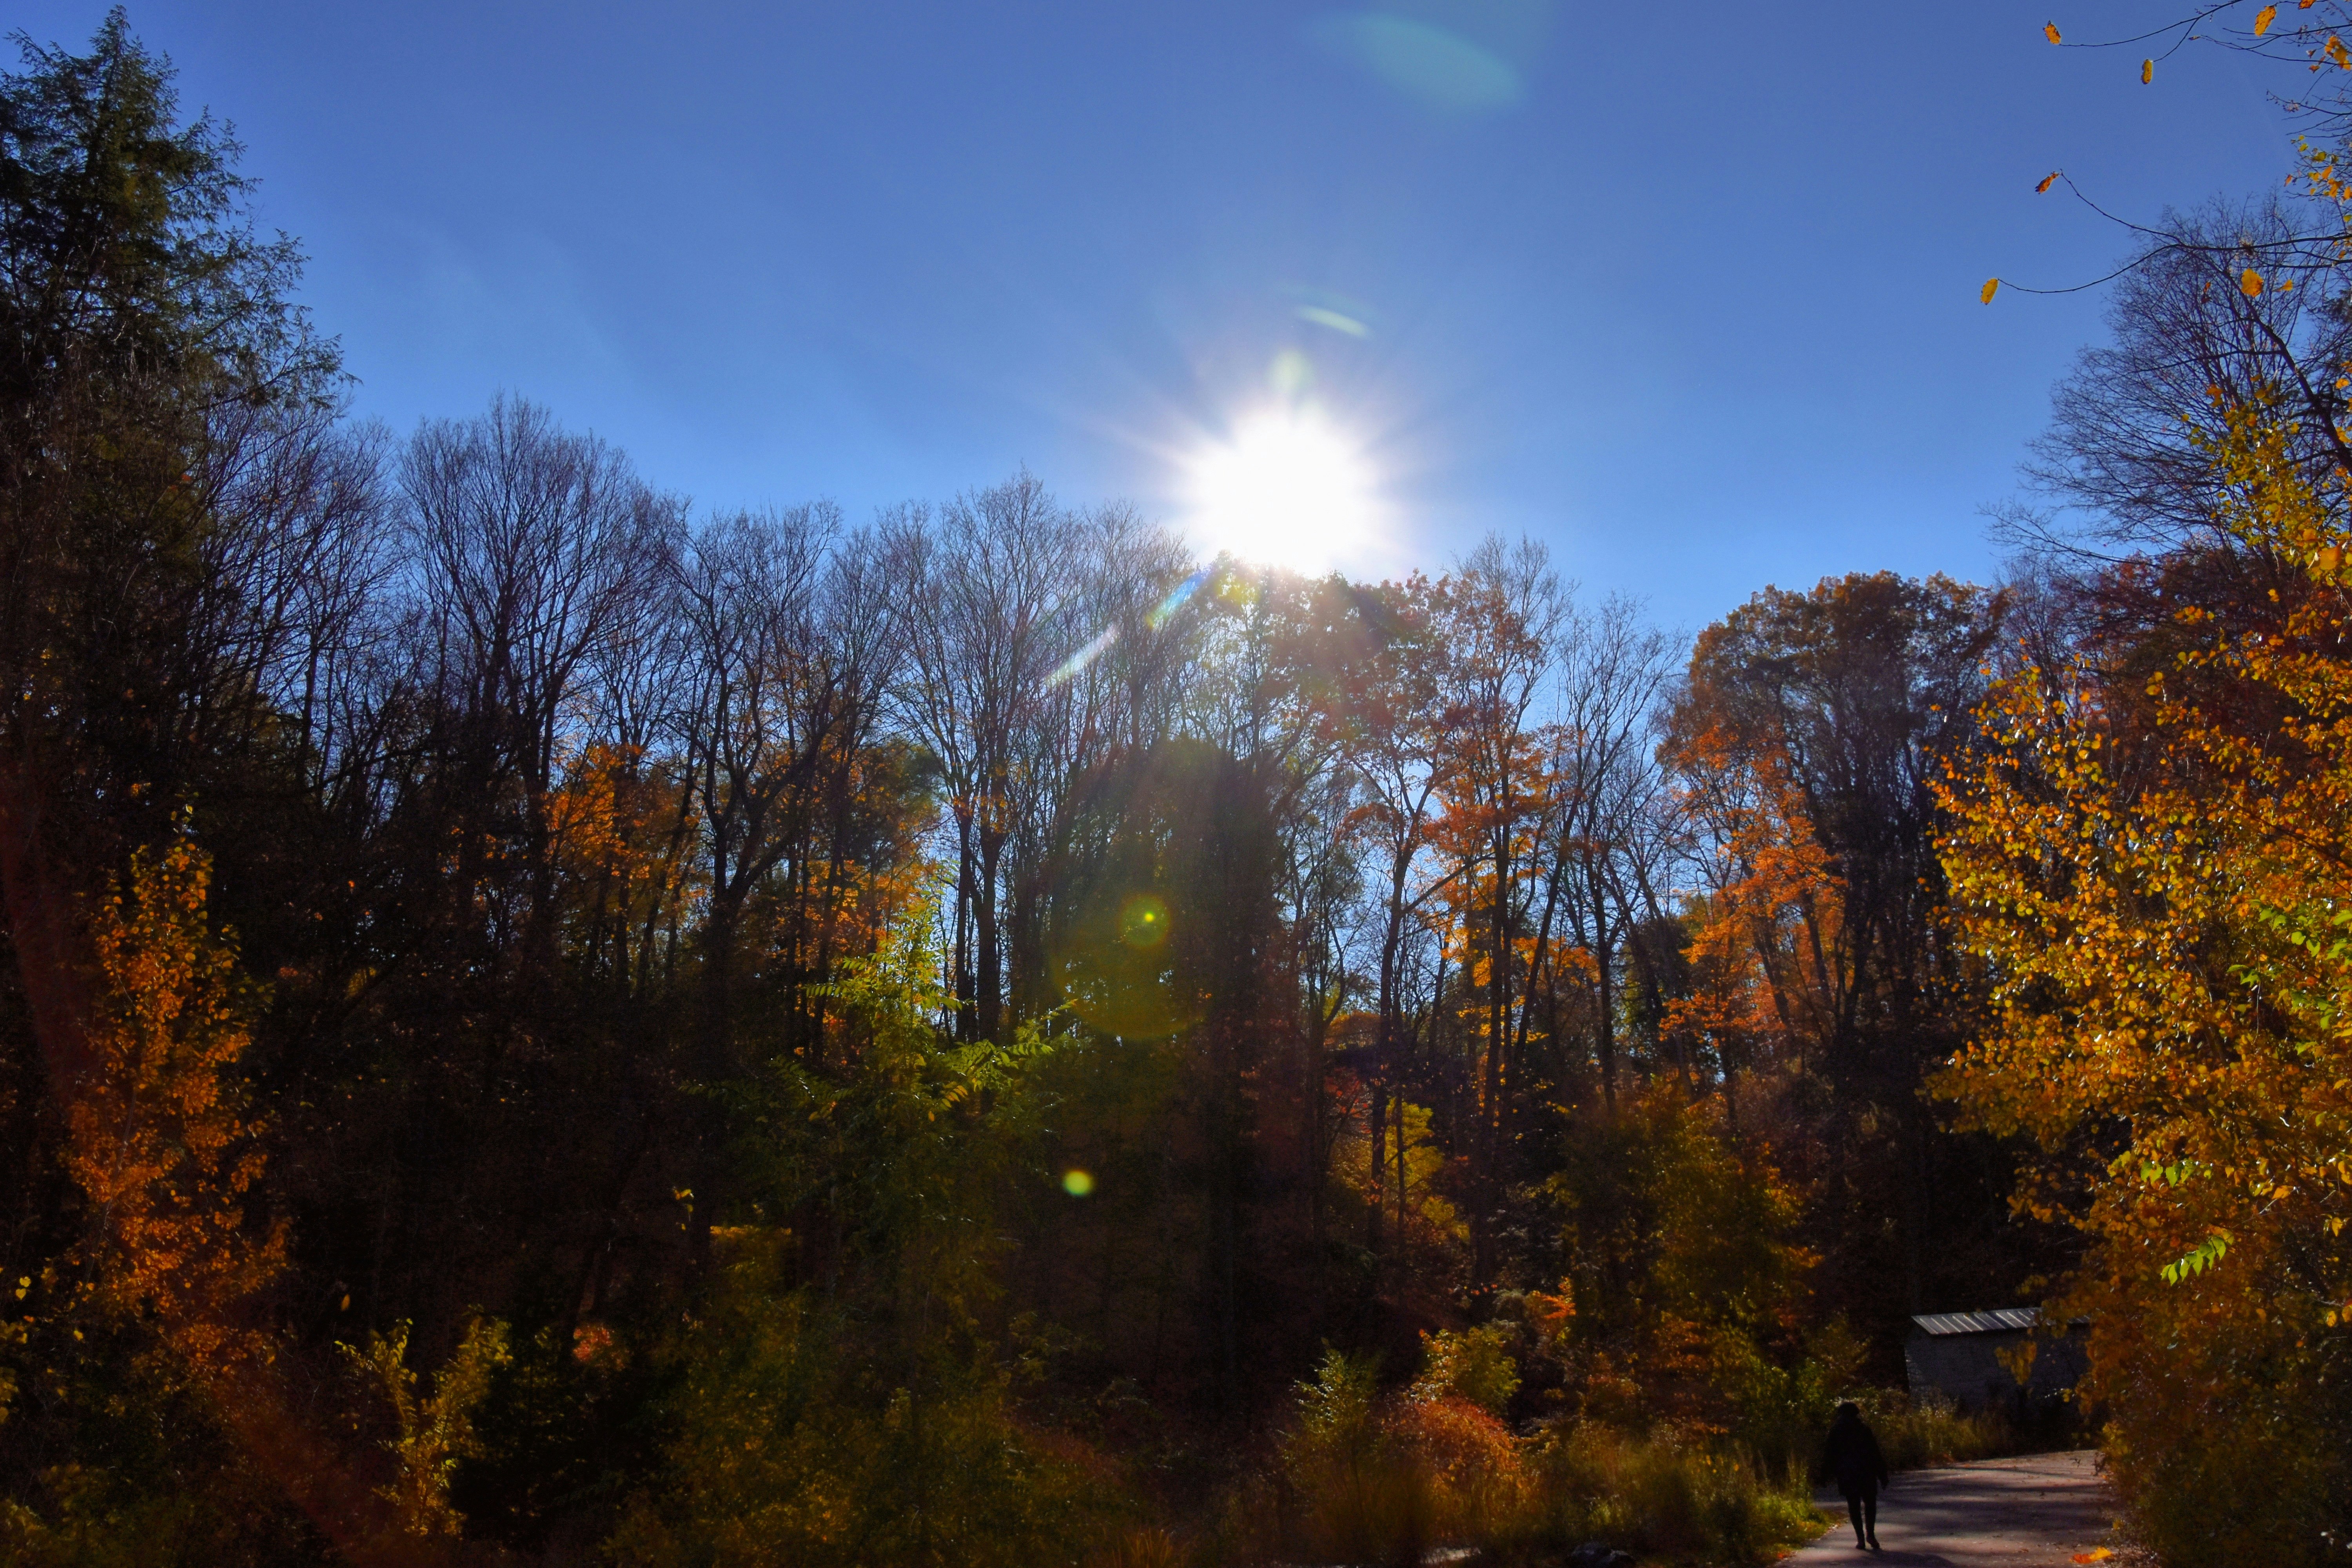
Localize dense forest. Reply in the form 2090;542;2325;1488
3;11;2350;1568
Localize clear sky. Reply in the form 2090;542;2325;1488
11;2;2310;630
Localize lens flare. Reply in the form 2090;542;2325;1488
1120;894;1169;949
1046;623;1118;688
1187;408;1377;573
1062;1169;1095;1197
1149;568;1209;629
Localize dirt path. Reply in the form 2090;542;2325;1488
1785;1450;2120;1567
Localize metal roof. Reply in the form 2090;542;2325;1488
1909;1307;2041;1336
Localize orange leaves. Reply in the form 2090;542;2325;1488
2036;171;2060;193
2142;57;2154;84
1663;710;1848;1075
1982;278;2000;304
2256;4;2278;36
2330;33;2351;69
2045;21;2063;45
67;838;284;1368
2242;267;2266;296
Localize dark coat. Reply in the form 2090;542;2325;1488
1822;1414;1890;1497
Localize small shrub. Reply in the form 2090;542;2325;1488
1416;1323;1522;1415
1281;1349;1436;1567
603;1247;1127;1568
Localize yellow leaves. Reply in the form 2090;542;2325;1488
2142;58;2154;84
2330;34;2352;69
344;1317;513;1538
1938;387;2352;1455
1982;278;2000;305
2256;4;2278;35
2045;21;2063;44
2243;268;2266;296
2036;171;2060;193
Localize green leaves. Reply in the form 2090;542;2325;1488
2160;1231;2232;1285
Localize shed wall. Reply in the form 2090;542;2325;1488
1904;1330;2086;1411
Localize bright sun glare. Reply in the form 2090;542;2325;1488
1187;408;1377;573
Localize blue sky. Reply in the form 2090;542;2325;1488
13;2;2308;629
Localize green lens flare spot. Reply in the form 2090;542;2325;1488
1119;894;1169;949
1062;1169;1094;1197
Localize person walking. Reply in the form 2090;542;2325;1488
1822;1400;1891;1551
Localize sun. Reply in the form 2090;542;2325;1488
1187;408;1377;573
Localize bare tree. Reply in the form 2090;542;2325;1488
397;396;678;949
1530;595;1677;1108
884;471;1080;1042
2009;198;2352;558
1008;503;1198;1024
1436;535;1564;1287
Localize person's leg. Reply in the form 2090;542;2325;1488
1847;1491;1866;1546
1862;1484;1880;1548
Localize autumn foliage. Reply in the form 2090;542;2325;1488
1938;394;2352;1561
67;838;284;1368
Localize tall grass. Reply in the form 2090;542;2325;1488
1503;1425;1822;1564
1091;1360;2066;1567
1205;1350;1826;1567
1851;1388;2015;1469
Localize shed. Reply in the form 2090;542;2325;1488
1903;1307;2087;1413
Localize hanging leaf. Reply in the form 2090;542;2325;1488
1981;278;2000;305
2243;268;2267;296
2330;34;2351;68
2036;171;2060;193
2257;5;2278;36
2140;57;2154;82
2045;21;2063;44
